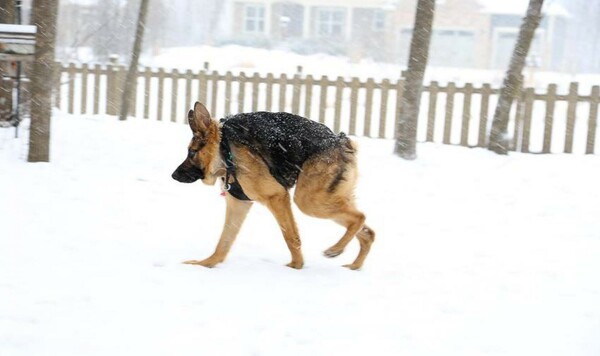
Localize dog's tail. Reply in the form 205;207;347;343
326;133;358;193
338;132;357;156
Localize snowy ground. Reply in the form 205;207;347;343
147;45;600;91
1;113;600;356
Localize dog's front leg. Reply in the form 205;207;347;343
265;193;304;269
184;194;253;268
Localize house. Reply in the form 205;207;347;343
477;0;569;70
227;0;570;71
228;0;397;60
394;0;492;69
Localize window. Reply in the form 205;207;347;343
399;28;476;67
492;29;544;69
244;4;265;33
316;8;345;37
373;10;385;31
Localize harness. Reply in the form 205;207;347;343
219;120;251;201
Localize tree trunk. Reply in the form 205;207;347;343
488;0;544;154
0;0;16;21
394;0;436;160
0;0;16;124
28;0;59;162
119;0;150;121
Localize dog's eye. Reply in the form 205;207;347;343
188;149;197;159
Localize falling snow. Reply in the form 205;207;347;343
1;114;600;356
2;1;600;355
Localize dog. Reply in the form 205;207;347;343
172;102;375;270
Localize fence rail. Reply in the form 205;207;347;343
55;62;599;155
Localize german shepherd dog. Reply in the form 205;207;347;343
172;102;375;270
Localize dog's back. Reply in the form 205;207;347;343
221;112;351;189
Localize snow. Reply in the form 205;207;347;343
1;113;600;356
145;45;600;91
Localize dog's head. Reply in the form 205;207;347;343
172;102;221;185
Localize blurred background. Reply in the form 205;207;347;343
6;0;600;77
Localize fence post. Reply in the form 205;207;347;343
542;84;557;153
334;76;344;133
279;73;288;112
143;67;151;119
586;86;599;154
210;71;219;117
185;69;193;115
251;73;260;112
238;71;247;112
443;82;456;144
564;82;578;153
348;77;359;135
521;88;534;153
304;74;314;119
318;75;328;124
426;81;438;142
170;69;179;122
198;69;208;107
93;64;101;115
461;83;473;147
478;83;491;147
67;63;76;114
117;65;127;115
156;68;165;120
81;63;88;114
379;79;390;138
292;71;301;115
105;63;114;115
364;78;375;137
266;73;274;111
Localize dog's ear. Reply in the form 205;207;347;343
189;102;212;132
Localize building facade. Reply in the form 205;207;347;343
227;0;570;71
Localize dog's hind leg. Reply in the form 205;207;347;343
343;224;375;270
184;194;253;268
296;194;374;270
265;193;304;269
294;143;375;270
299;199;374;270
323;209;366;258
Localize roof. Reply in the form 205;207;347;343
478;0;569;17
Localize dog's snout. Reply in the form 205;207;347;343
172;161;205;183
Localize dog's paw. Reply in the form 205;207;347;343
286;260;304;269
343;263;362;271
323;247;344;258
183;259;219;268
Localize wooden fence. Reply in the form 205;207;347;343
55;61;599;155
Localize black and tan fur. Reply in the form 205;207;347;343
172;102;375;270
